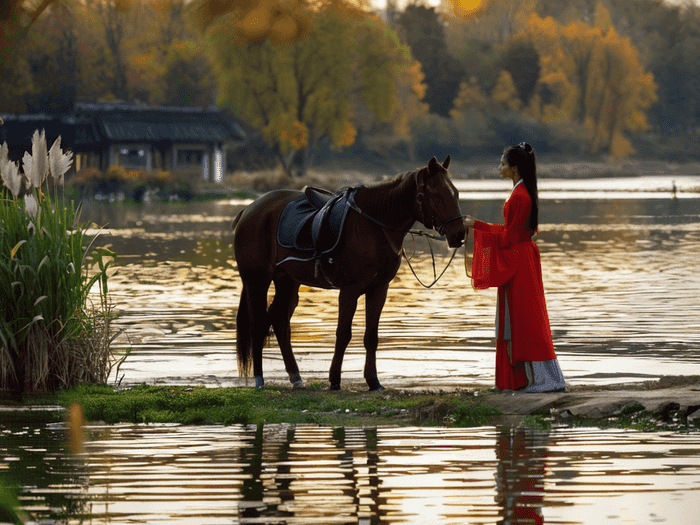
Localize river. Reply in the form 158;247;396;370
79;175;700;389
2;174;699;524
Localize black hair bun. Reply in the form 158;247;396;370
519;142;533;153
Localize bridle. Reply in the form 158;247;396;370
415;170;464;237
347;168;465;288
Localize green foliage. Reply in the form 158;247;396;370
57;384;507;428
451;400;502;427
207;0;414;176
0;478;25;525
396;4;465;117
0;131;118;393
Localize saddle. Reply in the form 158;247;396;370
277;186;355;265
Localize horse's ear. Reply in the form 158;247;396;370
428;156;439;173
442;155;451;170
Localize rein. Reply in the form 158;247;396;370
347;171;465;289
401;233;461;289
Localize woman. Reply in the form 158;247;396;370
463;143;566;392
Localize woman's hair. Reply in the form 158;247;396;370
504;142;538;233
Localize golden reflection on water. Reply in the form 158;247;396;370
3;422;700;524
79;196;700;389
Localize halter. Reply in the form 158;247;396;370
415;170;464;236
347;168;464;288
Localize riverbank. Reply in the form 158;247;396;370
2;376;699;432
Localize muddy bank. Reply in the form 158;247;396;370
480;375;700;423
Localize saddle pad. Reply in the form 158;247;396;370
277;196;318;250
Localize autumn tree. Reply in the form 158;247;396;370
0;0;58;68
205;0;416;176
514;10;657;156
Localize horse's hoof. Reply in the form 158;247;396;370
292;380;305;389
367;382;385;392
329;383;341;391
254;376;264;388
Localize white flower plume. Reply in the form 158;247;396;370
48;136;73;184
2;159;23;198
22;129;49;190
0;142;7;166
24;193;39;218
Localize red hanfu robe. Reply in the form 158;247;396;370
472;182;556;390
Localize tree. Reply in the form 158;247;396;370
96;0;131;101
514;11;657;156
206;0;415;176
501;37;540;105
23;0;80;112
490;70;522;111
396;4;465;117
0;0;58;69
159;41;217;106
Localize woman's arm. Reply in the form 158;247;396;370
465;191;531;249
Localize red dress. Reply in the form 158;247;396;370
472;182;557;390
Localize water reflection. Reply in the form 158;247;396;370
3;421;700;524
79;192;700;389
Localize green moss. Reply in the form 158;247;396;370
50;384;507;427
452;401;503;427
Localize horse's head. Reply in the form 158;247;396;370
417;155;465;248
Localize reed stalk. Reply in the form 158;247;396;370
1;130;122;394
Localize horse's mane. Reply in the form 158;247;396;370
353;168;420;226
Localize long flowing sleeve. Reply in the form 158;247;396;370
470;186;532;289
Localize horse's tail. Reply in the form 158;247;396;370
236;286;253;378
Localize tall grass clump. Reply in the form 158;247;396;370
0;130;121;395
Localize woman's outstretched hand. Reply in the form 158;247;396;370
463;216;475;228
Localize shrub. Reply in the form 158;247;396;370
0;130;122;395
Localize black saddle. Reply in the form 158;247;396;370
277;186;355;264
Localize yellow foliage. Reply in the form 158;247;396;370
491;70;522;111
512;11;657;157
278;114;308;150
207;0;414;175
336;121;357;147
189;0;310;43
450;76;489;118
610;131;635;158
409;61;427;101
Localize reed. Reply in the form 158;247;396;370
1;130;122;394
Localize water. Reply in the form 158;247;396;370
80;176;700;389
2;421;700;524
3;176;700;524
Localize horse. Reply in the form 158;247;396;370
231;155;465;391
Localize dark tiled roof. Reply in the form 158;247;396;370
75;101;246;143
1;102;246;151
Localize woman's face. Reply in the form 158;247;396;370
498;155;514;181
498;155;520;184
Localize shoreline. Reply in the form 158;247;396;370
2;375;699;431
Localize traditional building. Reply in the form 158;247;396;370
0;102;247;183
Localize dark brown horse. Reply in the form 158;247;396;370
231;155;464;390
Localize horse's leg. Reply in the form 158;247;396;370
329;288;359;390
245;280;272;388
270;277;303;388
363;282;390;391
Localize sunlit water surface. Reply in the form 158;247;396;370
2;421;700;524
79;177;700;389
3;176;700;524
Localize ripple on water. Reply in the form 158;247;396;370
2;422;700;524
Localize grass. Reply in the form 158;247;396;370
43;383;503;428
